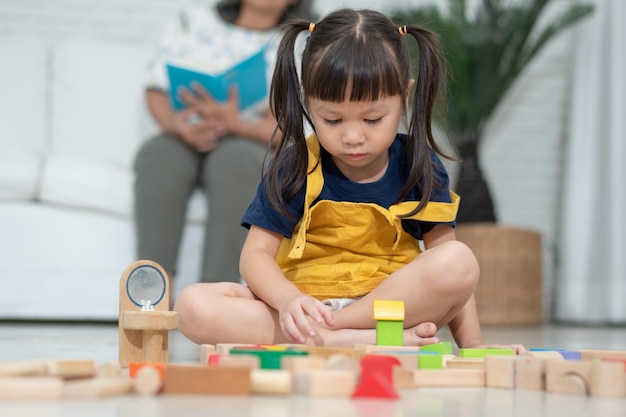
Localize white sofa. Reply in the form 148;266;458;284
0;36;204;321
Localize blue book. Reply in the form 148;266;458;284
166;49;267;111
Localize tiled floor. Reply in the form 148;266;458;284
1;322;625;416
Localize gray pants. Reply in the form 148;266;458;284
133;134;267;283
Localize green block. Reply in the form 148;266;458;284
418;354;444;369
230;349;308;369
376;320;403;346
458;348;515;358
420;342;453;355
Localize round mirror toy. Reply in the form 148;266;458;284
126;263;166;310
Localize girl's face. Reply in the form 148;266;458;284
308;94;404;184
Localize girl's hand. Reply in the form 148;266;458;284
278;292;335;344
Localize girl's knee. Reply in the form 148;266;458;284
423;240;479;290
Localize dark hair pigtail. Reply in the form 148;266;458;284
265;21;311;217
399;25;446;217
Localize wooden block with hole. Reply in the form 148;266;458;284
294;369;357;396
163;364;251;395
413;369;485;387
545;360;591;395
485;356;515;389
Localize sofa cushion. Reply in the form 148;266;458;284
50;38;157;168
39;38;159;216
0;37;47;201
39;155;133;216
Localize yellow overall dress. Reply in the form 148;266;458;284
276;135;460;300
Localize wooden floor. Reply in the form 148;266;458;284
1;322;625;416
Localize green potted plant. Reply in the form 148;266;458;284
392;0;593;222
392;0;594;324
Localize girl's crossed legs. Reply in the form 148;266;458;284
174;240;479;347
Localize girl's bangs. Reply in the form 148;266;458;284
303;42;405;102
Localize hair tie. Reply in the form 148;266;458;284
398;25;407;36
309;23;316;32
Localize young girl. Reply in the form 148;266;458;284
175;8;522;351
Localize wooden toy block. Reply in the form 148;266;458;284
579;349;626;362
250;369;292;395
545;360;591;395
163;364;251;395
373;300;404;346
45;359;96;379
294;369;357;396
65;377;134;399
418;354;444;370
530;348;581;361
199;344;216;365
458;348;515;358
376;321;403;347
589;361;626;398
413;369;485;387
514;356;545;391
352;355;400;399
129;362;166;380
119;260;176;367
96;361;122;378
0;376;65;400
230;348;307;369
393;366;417;389
420;342;454;355
524;350;564;362
133;365;163;396
324;354;359;373
445;358;485;370
209;354;260;369
485;356;515;389
357;344;422;355
0;360;47;377
287;345;359;360
281;356;326;373
123;310;179;364
216;343;245;355
367;351;418;371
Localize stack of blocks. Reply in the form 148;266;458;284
1;272;626;400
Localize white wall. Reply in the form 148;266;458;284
0;0;576;317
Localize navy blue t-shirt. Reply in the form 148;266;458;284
241;134;455;241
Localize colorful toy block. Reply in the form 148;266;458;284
230;348;308;369
372;300;405;346
420;341;454;355
163;364;252;395
352;354;400;399
458;348;515;358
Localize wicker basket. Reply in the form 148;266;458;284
455;224;543;325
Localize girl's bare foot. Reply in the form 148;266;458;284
403;322;439;346
306;321;439;347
